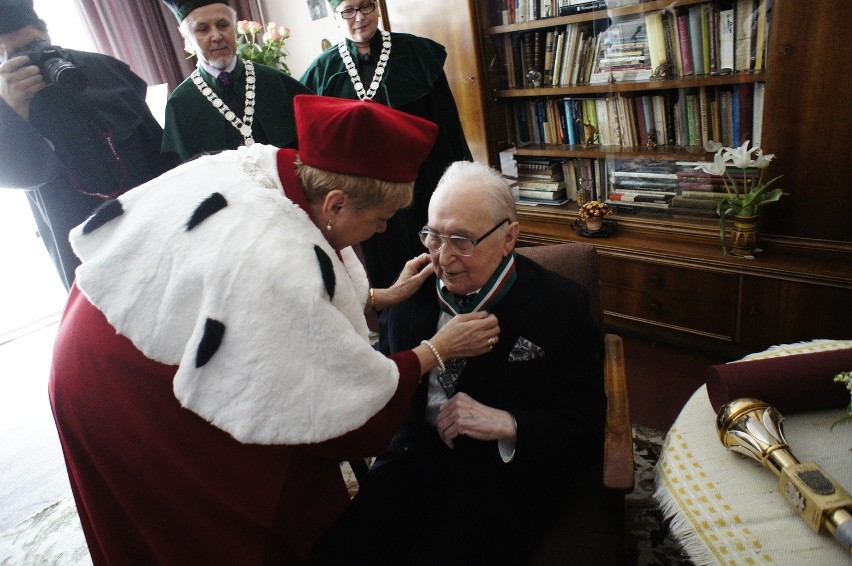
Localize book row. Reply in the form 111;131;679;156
507;82;764;149
491;0;647;26
513;156;759;219
494;0;771;89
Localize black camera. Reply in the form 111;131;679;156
14;39;87;92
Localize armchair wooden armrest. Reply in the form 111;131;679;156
603;333;634;492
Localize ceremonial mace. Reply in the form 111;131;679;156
716;398;852;554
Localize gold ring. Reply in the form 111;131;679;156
487;337;496;347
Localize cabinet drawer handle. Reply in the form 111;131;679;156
649;303;661;315
649;274;662;287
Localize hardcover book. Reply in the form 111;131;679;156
677;8;694;75
517;179;566;191
734;0;753;72
719;8;735;72
517;189;567;201
688;5;704;75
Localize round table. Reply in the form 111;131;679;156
654;342;852;565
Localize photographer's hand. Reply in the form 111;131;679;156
0;55;46;121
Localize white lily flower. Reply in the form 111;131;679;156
695;150;728;175
724;140;755;169
754;148;775;169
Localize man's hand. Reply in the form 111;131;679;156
436;392;517;449
0;55;46;120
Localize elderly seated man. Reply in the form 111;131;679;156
314;161;618;565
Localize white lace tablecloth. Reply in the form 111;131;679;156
654;341;852;565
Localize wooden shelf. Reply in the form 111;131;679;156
495;71;766;97
515;204;852;287
513;143;712;159
487;0;707;34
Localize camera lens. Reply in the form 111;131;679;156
43;57;87;92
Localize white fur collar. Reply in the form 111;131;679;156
70;144;398;445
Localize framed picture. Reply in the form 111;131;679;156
307;0;328;21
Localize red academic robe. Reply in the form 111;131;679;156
49;285;420;565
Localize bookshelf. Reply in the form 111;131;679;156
382;0;852;357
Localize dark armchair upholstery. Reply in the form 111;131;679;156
518;242;633;565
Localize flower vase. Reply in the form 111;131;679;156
585;217;604;232
728;214;760;257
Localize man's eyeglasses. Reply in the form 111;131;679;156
419;218;510;257
337;2;377;19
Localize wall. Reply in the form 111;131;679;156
260;0;384;78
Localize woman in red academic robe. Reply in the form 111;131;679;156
49;95;499;565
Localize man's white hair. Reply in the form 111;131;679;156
435;161;518;223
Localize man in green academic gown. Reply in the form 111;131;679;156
161;0;312;164
301;0;472;351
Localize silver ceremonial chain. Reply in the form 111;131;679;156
191;60;256;146
338;30;391;100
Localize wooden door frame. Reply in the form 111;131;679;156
376;0;391;29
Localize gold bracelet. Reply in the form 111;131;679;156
420;340;446;372
369;287;377;311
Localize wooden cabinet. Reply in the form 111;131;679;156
383;0;852;356
599;256;738;341
738;276;852;353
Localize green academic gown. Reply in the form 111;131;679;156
301;32;472;290
162;59;313;164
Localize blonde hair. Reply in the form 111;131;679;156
296;160;414;212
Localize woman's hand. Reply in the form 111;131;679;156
430;311;500;361
373;253;433;310
436;392;517;449
413;312;499;375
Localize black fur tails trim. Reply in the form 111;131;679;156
186;193;228;231
82;199;124;234
314;245;336;301
195;318;226;368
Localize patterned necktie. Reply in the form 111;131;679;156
216;71;231;89
437;358;467;398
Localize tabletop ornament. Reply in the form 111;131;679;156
716;397;852;554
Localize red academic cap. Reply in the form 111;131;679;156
294;95;438;183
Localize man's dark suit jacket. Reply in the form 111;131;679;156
381;252;606;474
315;253;611;564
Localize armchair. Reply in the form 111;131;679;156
518;242;633;564
346;242;634;563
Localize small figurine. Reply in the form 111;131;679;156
647;129;658;148
651;62;674;79
527;68;543;88
577;120;599;146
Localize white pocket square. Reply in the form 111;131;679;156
508;336;545;362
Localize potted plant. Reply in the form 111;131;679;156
578;200;612;232
695;140;785;257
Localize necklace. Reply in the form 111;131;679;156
337;30;391;100
191;60;256;146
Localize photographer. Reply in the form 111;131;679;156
0;0;166;290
